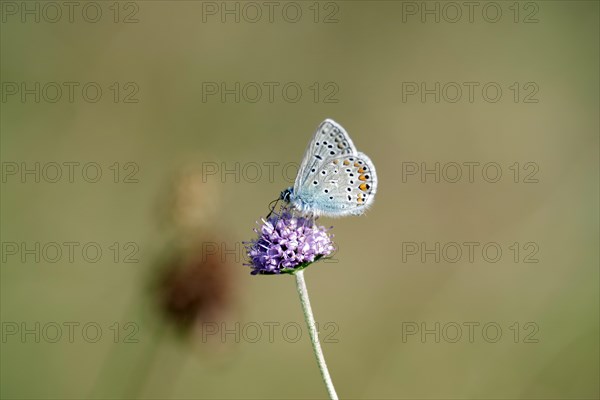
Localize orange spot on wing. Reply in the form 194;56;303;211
343;160;350;166
359;175;367;181
359;183;369;191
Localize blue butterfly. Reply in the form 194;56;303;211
279;119;378;217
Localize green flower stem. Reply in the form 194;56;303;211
295;270;339;400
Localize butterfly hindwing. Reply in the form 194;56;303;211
293;152;377;217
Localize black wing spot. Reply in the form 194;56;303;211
347;187;351;192
324;189;329;193
329;151;335;155
311;168;316;172
313;181;318;185
329;196;334;200
321;170;326;175
315;155;322;160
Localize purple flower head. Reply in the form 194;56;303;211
245;210;335;275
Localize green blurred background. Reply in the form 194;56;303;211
1;1;598;399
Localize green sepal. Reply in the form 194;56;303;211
257;255;333;275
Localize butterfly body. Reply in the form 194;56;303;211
281;119;378;218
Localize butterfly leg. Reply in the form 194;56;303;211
266;197;281;220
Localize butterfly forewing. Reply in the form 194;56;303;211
294;119;357;194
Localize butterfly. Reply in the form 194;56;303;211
279;119;378;217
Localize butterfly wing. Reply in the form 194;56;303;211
292;152;378;217
294;119;357;195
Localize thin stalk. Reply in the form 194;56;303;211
295;270;339;400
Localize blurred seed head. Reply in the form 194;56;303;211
157;241;233;335
152;164;236;338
